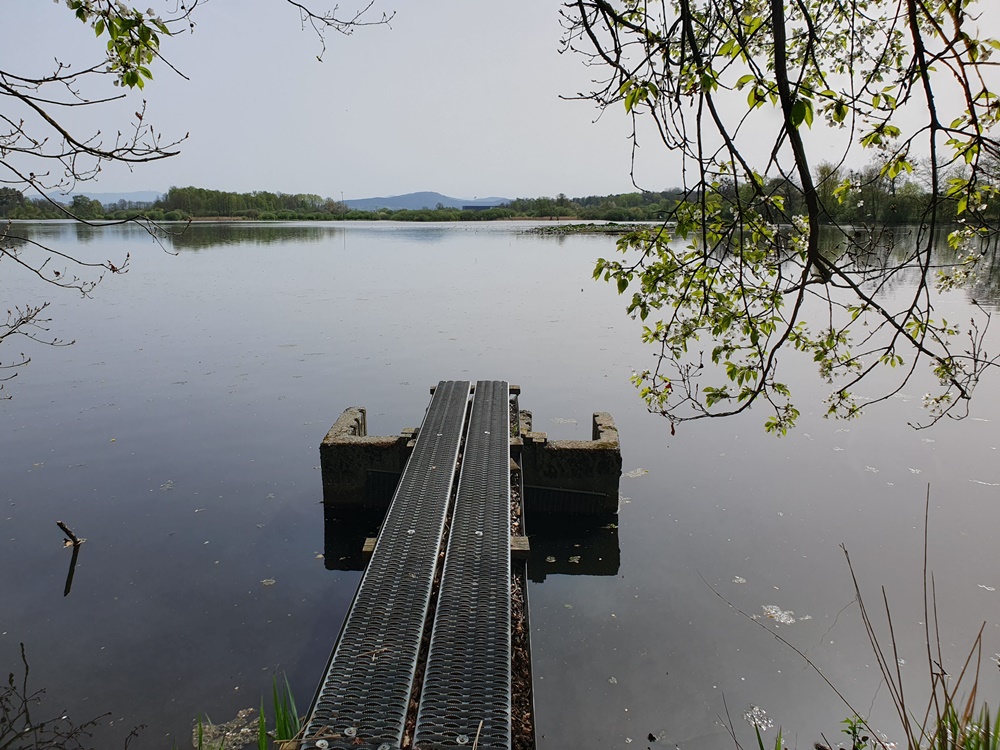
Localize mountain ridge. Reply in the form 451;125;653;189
343;191;510;211
49;189;511;212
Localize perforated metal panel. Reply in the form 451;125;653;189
413;380;512;749
302;380;471;750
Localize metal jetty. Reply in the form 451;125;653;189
414;380;511;748
302;380;513;750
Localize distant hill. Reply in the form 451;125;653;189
343;191;510;211
48;190;162;207
45;189;511;212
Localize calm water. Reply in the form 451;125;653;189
2;221;999;749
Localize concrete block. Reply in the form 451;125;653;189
320;407;412;508
520;412;622;514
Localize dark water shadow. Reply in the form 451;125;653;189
526;513;621;583
63;542;82;597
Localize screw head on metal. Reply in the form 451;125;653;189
315;741;330;750
344;726;357;737
456;735;469;745
378;744;393;750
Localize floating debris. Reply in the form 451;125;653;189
160;480;174;491
761;605;796;624
608;676;618;684
552;417;578;425
192;707;257;750
545;556;556;563
260;578;276;586
909;468;922;474
568;555;581;564
624;468;648;479
978;584;996;592
743;705;774;731
866;466;880;474
732;576;747;584
970;480;1000;487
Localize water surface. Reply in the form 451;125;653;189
2;221;999;749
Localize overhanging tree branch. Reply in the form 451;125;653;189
1;0;390;397
567;0;1000;432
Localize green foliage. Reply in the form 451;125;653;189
257;701;268;750
841;715;870;750
924;702;1000;750
67;1;169;90
70;195;102;220
566;0;1000;431
0;187;25;217
271;674;299;743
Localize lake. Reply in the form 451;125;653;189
2;221;999;749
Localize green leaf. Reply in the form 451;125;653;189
790;99;807;128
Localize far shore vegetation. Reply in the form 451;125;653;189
0;164;979;226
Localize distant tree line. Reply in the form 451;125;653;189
1;165;991;224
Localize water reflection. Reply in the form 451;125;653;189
526;514;621;582
62;541;82;597
165;222;340;250
3;221;1000;750
322;507;385;571
321;491;622;581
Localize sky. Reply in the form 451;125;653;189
8;2;999;203
7;0;673;201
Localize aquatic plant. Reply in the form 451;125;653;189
192;675;301;750
271;674;301;746
720;490;999;750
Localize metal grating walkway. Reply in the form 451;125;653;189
303;380;471;750
414;380;512;749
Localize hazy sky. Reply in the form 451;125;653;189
10;2;998;203
9;1;673;201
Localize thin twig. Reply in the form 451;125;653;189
56;520;81;546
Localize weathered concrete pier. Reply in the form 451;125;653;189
303;381;622;750
320;387;622;515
